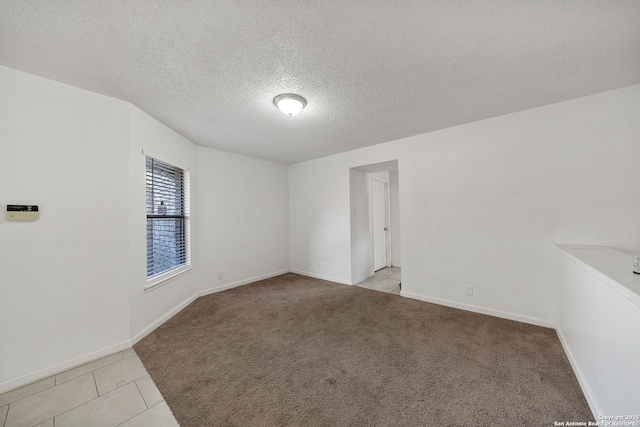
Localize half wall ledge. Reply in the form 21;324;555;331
554;244;640;307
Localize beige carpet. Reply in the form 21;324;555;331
135;273;592;426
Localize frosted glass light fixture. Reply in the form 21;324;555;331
273;93;307;117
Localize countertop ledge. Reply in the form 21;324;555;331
554;244;640;308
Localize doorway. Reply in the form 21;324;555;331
349;160;401;286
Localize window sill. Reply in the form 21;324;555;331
145;265;192;293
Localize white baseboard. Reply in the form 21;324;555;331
400;290;598;419
290;269;351;285
400;291;555;329
199;269;290;297
555;326;601;419
0;340;132;394
133;270;291;345
131;293;199;345
3;270;293;394
9;268;596;421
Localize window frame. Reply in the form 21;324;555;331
145;155;191;291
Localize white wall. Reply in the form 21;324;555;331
2;61;638;404
0;66;132;391
555;247;640;416
290;84;640;325
128;105;200;341
349;169;372;283
0;66;291;392
290;159;352;284
196;146;289;294
389;170;401;267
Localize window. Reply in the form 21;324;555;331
146;156;189;282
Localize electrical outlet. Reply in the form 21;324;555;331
465;284;473;296
217;271;224;280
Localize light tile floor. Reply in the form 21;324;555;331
0;349;179;427
354;267;401;294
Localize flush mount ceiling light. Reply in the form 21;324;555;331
273;93;307;117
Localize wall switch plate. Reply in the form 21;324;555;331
6;205;39;221
217;271;223;280
465;284;473;296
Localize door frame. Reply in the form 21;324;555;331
371;175;391;271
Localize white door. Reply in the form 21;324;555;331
372;178;389;271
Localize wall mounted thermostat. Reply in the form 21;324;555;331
6;205;39;221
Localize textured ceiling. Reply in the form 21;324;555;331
1;1;639;164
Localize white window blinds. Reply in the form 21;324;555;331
146;156;188;280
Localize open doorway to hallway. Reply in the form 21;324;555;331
349;160;401;287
